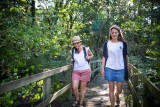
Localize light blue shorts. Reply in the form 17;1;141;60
104;67;125;82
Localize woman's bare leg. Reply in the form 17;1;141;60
115;82;123;104
108;81;115;107
72;80;80;101
79;81;88;105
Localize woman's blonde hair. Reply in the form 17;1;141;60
109;25;125;42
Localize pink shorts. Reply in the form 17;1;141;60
72;69;91;82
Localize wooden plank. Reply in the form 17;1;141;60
36;84;71;107
86;74;126;107
143;77;160;101
0;65;72;94
127;79;142;107
90;59;101;64
92;67;100;73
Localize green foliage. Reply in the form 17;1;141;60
0;0;160;106
0;0;95;106
0;81;43;107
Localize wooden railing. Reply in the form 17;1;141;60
90;59;102;79
128;63;142;107
0;60;101;107
128;63;160;107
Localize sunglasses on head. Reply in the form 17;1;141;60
73;42;80;45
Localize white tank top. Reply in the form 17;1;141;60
73;47;90;70
105;40;124;70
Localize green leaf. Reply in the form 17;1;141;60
34;94;40;100
38;88;41;92
58;13;64;18
21;0;27;3
8;100;13;104
6;92;12;99
30;65;35;70
13;68;18;72
37;10;43;14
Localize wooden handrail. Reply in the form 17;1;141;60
36;84;71;107
128;63;142;107
0;65;72;94
127;79;142;107
128;63;160;106
143;77;160;101
0;60;102;106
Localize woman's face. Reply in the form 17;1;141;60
110;28;119;41
73;42;81;49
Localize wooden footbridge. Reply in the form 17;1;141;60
84;74;126;107
0;60;160;107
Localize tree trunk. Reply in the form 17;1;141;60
31;0;35;26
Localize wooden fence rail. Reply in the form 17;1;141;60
0;60;101;107
128;63;160;107
143;77;160;101
128;63;142;107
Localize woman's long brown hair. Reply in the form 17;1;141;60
109;25;125;42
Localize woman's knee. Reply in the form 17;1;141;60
116;82;123;94
72;80;79;90
109;88;114;93
80;81;87;90
108;81;115;92
72;85;79;90
117;89;122;94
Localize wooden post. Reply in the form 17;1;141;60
128;64;141;107
132;66;139;107
91;63;94;79
133;69;138;90
68;70;72;103
128;65;131;79
43;77;51;106
128;64;132;94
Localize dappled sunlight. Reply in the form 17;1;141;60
85;74;126;107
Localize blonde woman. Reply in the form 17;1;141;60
71;36;94;107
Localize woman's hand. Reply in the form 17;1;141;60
85;56;90;60
101;57;105;77
101;69;105;77
87;48;94;59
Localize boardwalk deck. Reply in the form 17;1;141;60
84;74;126;107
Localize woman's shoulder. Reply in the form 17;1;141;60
121;41;127;46
103;40;109;45
106;40;109;43
83;46;89;50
